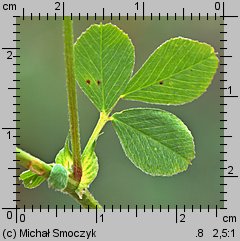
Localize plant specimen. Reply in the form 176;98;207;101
17;18;218;208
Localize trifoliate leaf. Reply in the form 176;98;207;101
74;23;134;112
123;37;218;105
112;108;195;176
19;170;45;189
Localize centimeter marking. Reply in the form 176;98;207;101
1;1;238;221
218;2;239;211
1;15;22;207
2;203;220;224
11;1;238;21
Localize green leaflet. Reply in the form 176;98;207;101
112;108;195;176
123;37;218;105
74;23;134;113
48;164;68;191
19;170;45;189
76;142;99;198
55;135;73;171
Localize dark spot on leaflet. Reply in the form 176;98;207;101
159;80;164;85
97;80;101;85
86;80;91;85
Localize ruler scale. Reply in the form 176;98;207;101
0;0;239;240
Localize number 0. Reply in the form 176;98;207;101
7;211;13;219
215;2;221;10
19;213;26;222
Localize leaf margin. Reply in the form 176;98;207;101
74;23;135;113
111;107;195;176
19;170;46;189
122;37;219;105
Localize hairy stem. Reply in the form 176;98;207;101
16;148;102;208
16;147;51;178
63;17;82;181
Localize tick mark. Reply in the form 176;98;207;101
97;80;101;85
159;80;164;85
86;80;91;85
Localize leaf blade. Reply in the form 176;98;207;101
74;23;134;112
19;170;45;189
55;135;73;171
76;142;99;198
112;108;195;176
123;37;218;105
